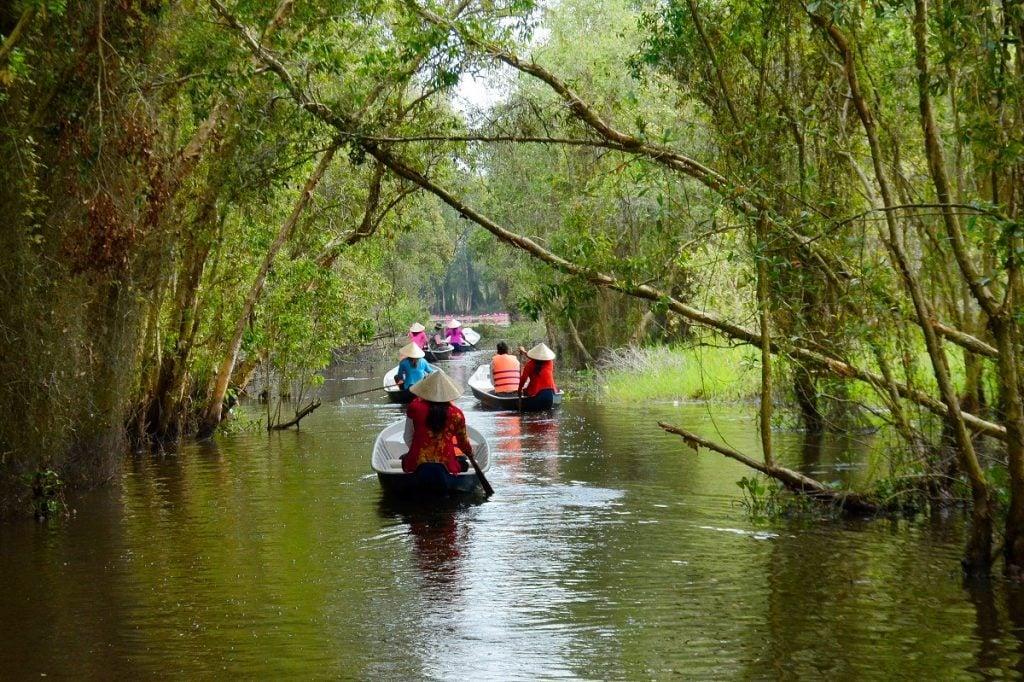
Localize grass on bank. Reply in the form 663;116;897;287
597;335;990;407
599;345;762;402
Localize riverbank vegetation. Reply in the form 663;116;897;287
598;345;762;403
2;0;1022;576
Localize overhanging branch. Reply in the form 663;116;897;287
208;0;1008;443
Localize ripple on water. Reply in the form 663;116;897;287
0;353;1019;679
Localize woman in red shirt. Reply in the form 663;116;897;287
402;371;473;475
518;343;558;398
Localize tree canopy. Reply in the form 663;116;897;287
1;0;1022;575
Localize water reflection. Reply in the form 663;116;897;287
494;413;523;477
523;414;561;478
800;429;824;469
5;351;1024;677
378;497;473;587
968;581;1005;677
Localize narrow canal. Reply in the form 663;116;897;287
2;348;1022;678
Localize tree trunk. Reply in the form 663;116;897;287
910;0;1024;575
148;235;211;440
756;212;774;466
565;315;594;364
994;317;1024;575
198;141;340;437
631;310;656;345
793;366;823;434
812;11;993;574
0;6;38;67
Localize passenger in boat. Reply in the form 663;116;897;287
429;322;443;347
395;342;435;389
490;341;520;395
444;319;465;346
408;322;428;349
518;343;558;399
402;371;473;474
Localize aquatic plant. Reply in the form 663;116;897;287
26;470;67;521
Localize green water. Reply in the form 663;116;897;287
2;349;1023;679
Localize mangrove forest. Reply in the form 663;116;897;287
2;0;1024;676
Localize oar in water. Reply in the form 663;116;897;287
465;450;494;497
517;347;526;414
338;384;401;402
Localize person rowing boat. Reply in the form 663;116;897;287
401;371;473;475
518;343;558;401
444;319;466;346
395;342;435;390
408;322;427;350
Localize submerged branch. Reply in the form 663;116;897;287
658;422;879;514
269;399;321;430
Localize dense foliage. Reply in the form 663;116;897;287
0;0;453;511
1;0;1022;577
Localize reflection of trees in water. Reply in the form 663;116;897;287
1003;586;1024;677
0;489;139;677
800;430;823;470
966;581;1004;676
788;428;878;491
755;511;1024;678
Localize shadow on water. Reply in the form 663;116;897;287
376;491;487;520
8;348;1024;677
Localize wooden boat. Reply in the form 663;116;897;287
425;343;453;362
467;365;563;411
371;419;491;495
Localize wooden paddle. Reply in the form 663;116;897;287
338;384;401;401
465;449;494;497
517;346;527;413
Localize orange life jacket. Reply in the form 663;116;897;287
491;354;521;393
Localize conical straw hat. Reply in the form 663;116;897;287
409;322;425;333
410;370;463;402
399;342;424;359
446;319;462;328
527;342;556;361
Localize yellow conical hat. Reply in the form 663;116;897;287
527;343;556;361
399;342;424;359
410;370;463;402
